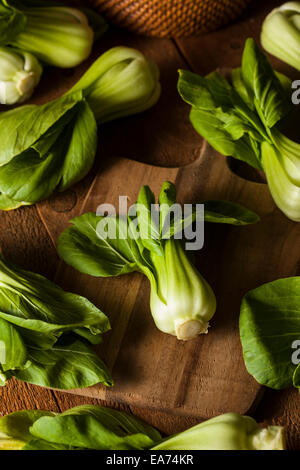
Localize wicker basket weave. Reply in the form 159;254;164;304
89;0;252;38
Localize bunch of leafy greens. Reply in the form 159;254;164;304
240;277;300;390
0;255;113;390
178;38;300;222
58;181;259;341
0;0;107;68
0;407;284;450
261;2;300;72
0;46;161;211
0;405;161;450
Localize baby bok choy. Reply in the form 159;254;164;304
0;46;42;104
178;38;300;221
261;2;300;71
0;46;160;211
0;407;284;450
0;255;113;390
0;0;106;68
152;413;285;450
58;181;259;341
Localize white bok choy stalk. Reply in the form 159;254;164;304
0;46;41;104
148;238;216;339
0;46;161;211
71;46;161;123
261;132;300;222
152;413;285;450
57;181;259;340
261;2;300;71
0;0;106;68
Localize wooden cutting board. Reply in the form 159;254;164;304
36;136;300;420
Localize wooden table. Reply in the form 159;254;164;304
0;0;299;449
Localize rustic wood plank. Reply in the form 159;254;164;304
0;379;60;416
255;388;300;451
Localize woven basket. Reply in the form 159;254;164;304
89;0;252;38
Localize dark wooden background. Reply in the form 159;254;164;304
0;0;299;449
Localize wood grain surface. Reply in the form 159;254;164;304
0;0;299;449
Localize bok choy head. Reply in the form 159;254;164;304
0;255;113;390
58;181;259;341
72;46;161;123
261;2;300;71
0;46;42;104
0;46;161;211
0;0;105;68
178;38;300;222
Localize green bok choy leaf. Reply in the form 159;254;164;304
178;38;300;221
0;255;113;390
0;46;161;211
58;181;259;341
240;277;300;390
0;405;161;450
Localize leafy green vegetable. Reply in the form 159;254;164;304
0;409;54;450
241;38;289;129
152;413;285;450
293;363;300;388
0;0;104;68
0;0;25;45
0;255;113;389
239;277;300;389
0;90;83;166
197;200;260;225
0;407;285;450
0;46;161;210
58;181;259;341
0;99;97;205
0;405;161;450
0;46;42;104
0;318;28;371
261;2;300;72
178;38;300;221
10;339;112;390
30;405;161;450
